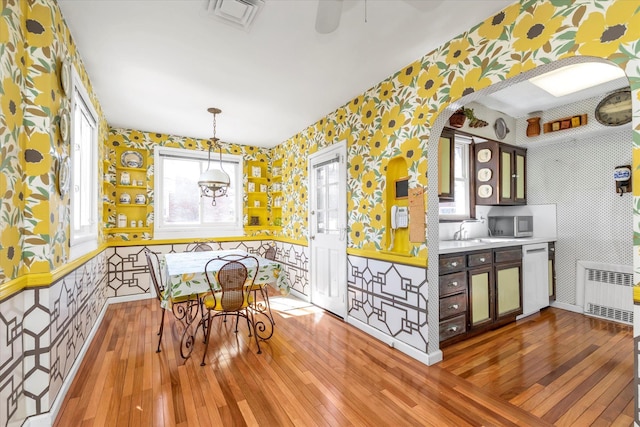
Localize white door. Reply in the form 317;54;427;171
309;141;347;317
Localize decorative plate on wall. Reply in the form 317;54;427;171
57;155;71;196
120;150;143;168
494;118;510;140
60;59;71;97
478;184;493;198
477;168;492;182
477;149;492;163
59;109;70;144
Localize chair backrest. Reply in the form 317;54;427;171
186;242;214;252
264;245;276;260
205;255;259;312
144;248;165;301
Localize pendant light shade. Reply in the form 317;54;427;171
198;107;230;205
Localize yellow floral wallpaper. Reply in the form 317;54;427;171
2;0;640;277
271;0;640;261
0;0;106;284
105;128;273;241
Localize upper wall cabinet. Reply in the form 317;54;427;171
474;140;526;206
438;129;455;201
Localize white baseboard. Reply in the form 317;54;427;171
288;288;309;302
24;292;153;427
550;301;583;314
346;317;441;365
109;291;154;305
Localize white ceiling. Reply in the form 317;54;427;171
57;0;516;148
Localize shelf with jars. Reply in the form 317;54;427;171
107;147;150;236
271;159;283;228
247;160;268;227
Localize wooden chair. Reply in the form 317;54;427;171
144;248;169;353
186;242;214;252
201;255;261;365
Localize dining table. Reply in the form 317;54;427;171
161;249;290;358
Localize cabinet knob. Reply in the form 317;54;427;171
450;261;458;267
448;281;458;287
479;257;486;262
448;304;459;310
448;326;458;332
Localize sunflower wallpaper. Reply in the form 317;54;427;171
0;0;639;281
0;0;107;285
4;0;640;425
105;128;273;242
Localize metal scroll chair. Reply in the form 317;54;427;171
144;248;170;353
201;255;261;365
186;242;214;252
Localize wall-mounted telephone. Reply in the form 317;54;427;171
391;205;409;229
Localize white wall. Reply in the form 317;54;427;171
519;108;632;306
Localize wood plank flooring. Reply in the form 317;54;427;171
54;298;634;426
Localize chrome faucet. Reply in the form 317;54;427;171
453;218;485;240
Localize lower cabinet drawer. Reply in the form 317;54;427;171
439;271;467;297
440;315;467;341
439;293;467;320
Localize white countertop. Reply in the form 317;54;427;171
439;237;556;254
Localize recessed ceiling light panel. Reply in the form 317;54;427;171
530;62;626;97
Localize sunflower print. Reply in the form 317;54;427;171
575;0;640;58
513;2;564;53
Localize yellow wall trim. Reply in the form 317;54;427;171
0;245;108;301
272;236;308;246
0;276;28;301
2;236;309;301
347;248;427;267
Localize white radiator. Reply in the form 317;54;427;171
577;261;633;325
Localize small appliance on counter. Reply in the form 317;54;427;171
488;215;533;237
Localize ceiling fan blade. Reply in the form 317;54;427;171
315;0;343;34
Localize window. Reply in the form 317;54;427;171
69;68;98;260
154;146;243;238
439;135;472;219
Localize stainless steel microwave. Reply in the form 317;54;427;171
488;216;533;237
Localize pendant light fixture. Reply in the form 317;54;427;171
198;107;230;205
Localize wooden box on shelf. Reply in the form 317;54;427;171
543;114;588;133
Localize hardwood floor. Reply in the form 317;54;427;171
54;298;634;426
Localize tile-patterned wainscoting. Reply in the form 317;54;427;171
0;252;108;427
0;240;308;427
106;240;309;298
347;254;428;353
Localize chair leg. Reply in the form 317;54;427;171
201;310;214;366
260;287;275;325
247;308;261;354
156;309;166;353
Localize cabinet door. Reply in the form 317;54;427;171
468;266;493;330
499;147;513;203
514;148;526;203
495;261;522;320
438;129;454;201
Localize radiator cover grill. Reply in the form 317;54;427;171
579;263;633;325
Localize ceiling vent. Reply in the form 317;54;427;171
205;0;265;32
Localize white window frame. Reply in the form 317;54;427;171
439;135;471;220
69;66;98;261
153;146;243;239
